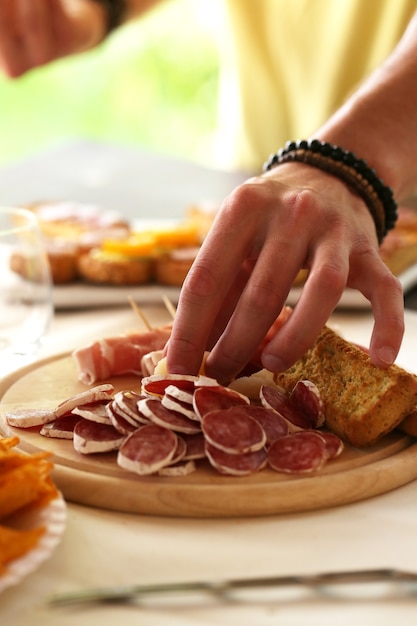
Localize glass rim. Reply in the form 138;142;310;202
0;206;39;236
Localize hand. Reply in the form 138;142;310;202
166;163;404;384
0;0;105;78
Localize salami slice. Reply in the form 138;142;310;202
117;424;178;475
5;408;56;428
72;400;113;425
112;390;149;426
181;432;207;460
201;406;266;454
260;385;313;430
240;405;289;445
73;419;126;454
267;430;327;474
163;384;194;406
138;398;201;434
141;374;197;397
193;385;249;420
290;380;325;428
55;384;114;418
40;413;81;439
161;393;198;421
316;430;344;459
158;459;196;476
205;443;267;476
106;401;138;435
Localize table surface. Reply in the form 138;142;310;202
2;141;417;625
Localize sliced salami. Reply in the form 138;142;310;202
161;393;198;421
240;405;289;445
138;398;201;434
73;419;126;454
316;430;344;459
40;413;81;439
158;459;197;476
267;430;328;474
141;374;197;398
181;432;207;460
193;385;249;420
112;390;149;426
72;400;113;425
5;408;56;428
201;406;266;454
106;401;138;435
260;385;313;431
290;380;325;428
117;424;178;475
163;384;194;406
205;443;267;476
54;384;114;418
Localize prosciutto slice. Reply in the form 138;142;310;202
73;325;172;384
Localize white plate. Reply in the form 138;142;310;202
53;283;181;309
53;263;417;311
0;493;67;593
287;263;417;309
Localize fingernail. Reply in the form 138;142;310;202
376;346;395;366
262;354;287;373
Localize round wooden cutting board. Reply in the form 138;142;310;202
1;354;417;518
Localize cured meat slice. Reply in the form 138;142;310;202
54;384;114;418
73;419;126;454
163;384;194;406
193;385;249;420
167;435;187;465
240;405;289;445
260;385;314;431
290;380;325;428
72;400;113;425
112;390;149;426
138;398;201;434
5;408;56;428
161;393;198;421
205;443;267;476
316;431;344;459
158;459;196;476
181;432;207;460
201;407;266;454
117;424;178;475
141;374;198;398
72;325;172;384
105;401;138;435
40;413;81;439
267;431;327;474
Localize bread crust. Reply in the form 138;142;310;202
77;251;153;285
274;326;417;447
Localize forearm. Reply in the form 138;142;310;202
315;11;417;203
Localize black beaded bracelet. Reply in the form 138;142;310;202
263;139;398;243
92;0;127;35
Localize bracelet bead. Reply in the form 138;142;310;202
263;139;398;243
92;0;126;34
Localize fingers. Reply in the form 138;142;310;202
0;0;56;77
17;0;55;67
361;266;404;367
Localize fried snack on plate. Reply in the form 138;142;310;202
0;436;59;573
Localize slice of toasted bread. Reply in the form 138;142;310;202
274;326;417;447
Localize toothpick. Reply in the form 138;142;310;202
127;295;153;331
162;294;177;320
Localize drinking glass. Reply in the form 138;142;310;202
0;207;53;376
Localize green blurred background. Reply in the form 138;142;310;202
0;0;219;166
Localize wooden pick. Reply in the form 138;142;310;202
127;296;152;331
162;294;177;320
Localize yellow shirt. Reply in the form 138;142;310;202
215;0;417;172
